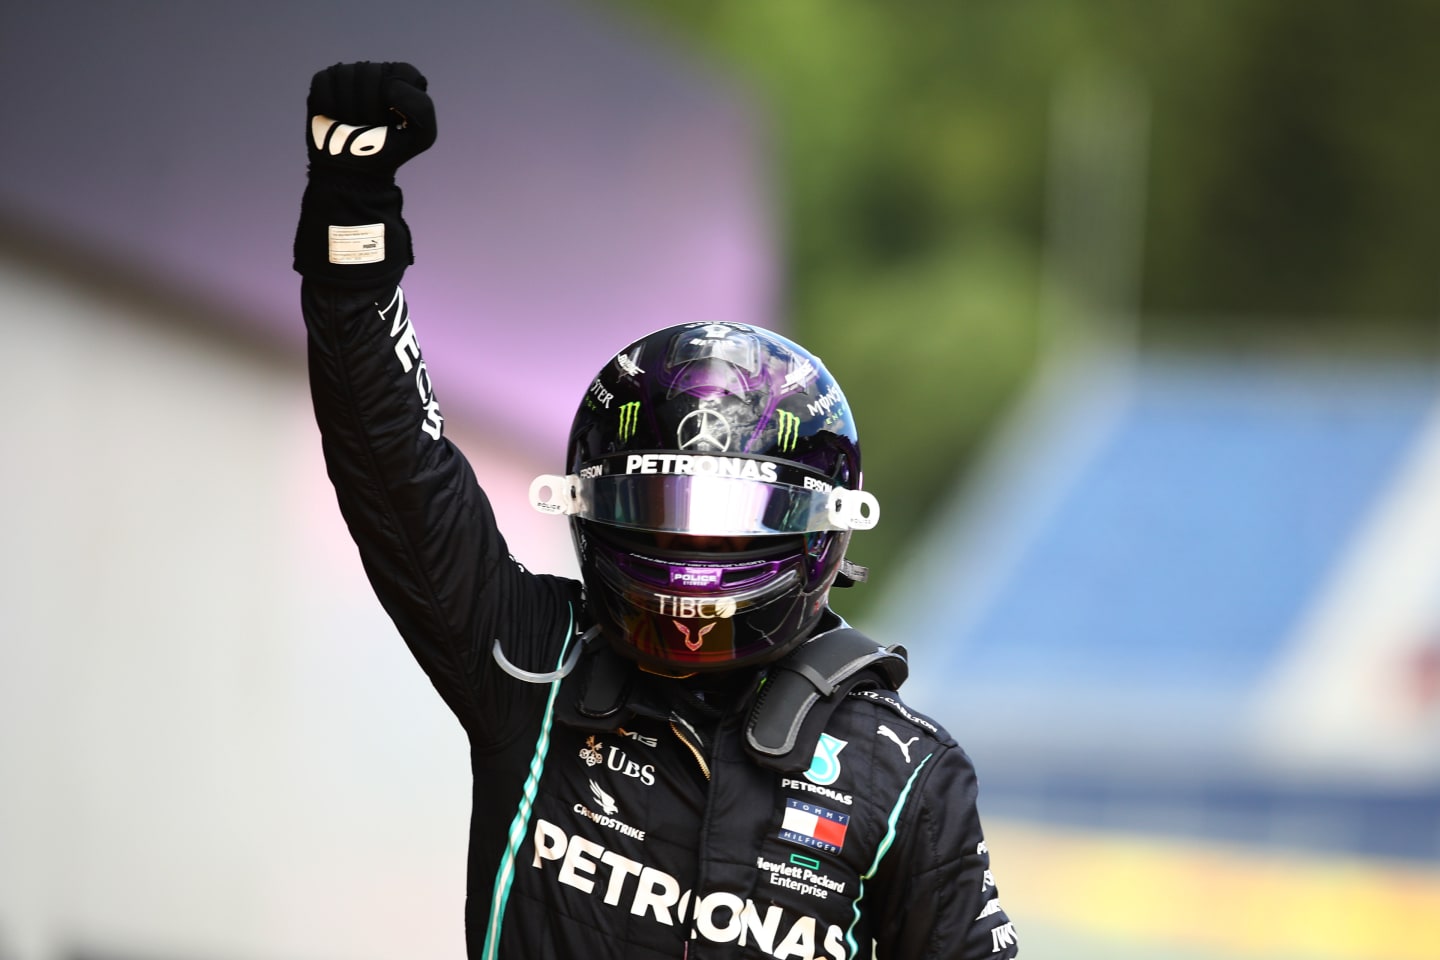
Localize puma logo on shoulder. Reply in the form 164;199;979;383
877;724;919;763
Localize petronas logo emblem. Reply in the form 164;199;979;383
803;733;847;786
776;410;800;453
618;401;641;441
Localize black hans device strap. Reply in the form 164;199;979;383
744;628;908;771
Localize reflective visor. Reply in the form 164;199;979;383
531;454;879;534
580;472;835;535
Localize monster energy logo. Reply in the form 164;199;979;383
776;410;800;452
618;401;641;441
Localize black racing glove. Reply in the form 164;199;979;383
293;61;437;288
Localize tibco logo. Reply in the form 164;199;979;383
656;595;736;619
531;819;847;960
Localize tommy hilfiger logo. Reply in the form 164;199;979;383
779;799;849;855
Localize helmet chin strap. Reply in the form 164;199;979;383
834;557;869;587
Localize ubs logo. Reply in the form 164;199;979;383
579;735;656;786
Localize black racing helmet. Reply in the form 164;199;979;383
531;322;878;674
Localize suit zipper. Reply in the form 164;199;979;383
669;718;711;781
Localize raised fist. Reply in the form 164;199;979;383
306;61;436;177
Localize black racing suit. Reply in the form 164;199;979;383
301;276;1019;959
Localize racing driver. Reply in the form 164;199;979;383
293;60;1018;959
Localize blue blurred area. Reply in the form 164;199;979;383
877;353;1440;864
985;770;1440;862
964;358;1434;691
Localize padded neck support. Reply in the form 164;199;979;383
744;628;908;771
555;625;908;775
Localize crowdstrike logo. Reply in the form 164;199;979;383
589;779;618;816
532;819;847;959
571;800;647;842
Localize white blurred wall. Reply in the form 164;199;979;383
0;256;576;960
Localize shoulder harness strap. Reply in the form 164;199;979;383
744;627;908;772
553;641;641;733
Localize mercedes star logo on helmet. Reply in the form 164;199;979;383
677;408;732;452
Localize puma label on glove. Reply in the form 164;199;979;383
293;61;437;287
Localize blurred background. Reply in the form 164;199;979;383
2;1;1438;957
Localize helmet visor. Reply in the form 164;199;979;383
532;455;879;534
582;473;831;535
